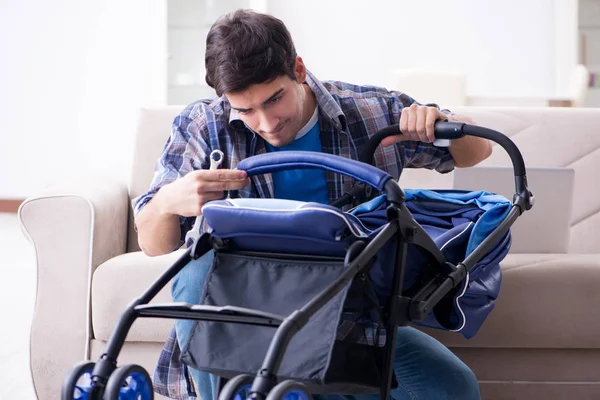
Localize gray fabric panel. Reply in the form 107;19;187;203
181;252;351;384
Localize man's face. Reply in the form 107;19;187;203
225;66;309;148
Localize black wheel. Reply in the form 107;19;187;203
61;361;96;400
103;364;153;400
266;380;313;400
218;374;255;400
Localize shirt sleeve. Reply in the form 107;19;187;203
131;107;211;250
387;90;455;174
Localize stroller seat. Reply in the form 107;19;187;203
178;188;512;395
201;197;373;257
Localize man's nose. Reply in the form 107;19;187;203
258;112;279;133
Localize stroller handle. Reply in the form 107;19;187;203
236;151;406;203
362;121;524;173
362;121;534;211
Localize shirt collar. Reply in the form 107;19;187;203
304;70;347;131
227;70;347;132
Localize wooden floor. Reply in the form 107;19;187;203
0;212;37;399
0;199;24;214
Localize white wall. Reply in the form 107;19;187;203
0;0;578;198
267;0;577;99
0;0;166;198
554;0;579;96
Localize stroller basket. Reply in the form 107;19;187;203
182;250;384;393
61;121;534;400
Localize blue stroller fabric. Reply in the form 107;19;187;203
350;189;512;339
180;190;512;392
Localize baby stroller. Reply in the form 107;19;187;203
61;121;534;400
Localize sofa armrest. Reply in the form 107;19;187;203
18;177;129;399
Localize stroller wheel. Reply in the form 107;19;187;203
218;374;254;400
266;380;313;400
103;364;153;400
61;361;96;400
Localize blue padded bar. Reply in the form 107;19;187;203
237;151;392;191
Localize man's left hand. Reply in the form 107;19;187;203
381;104;447;147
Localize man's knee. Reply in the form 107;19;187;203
447;359;480;400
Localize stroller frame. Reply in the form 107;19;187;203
63;121;534;400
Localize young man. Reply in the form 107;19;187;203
133;9;490;400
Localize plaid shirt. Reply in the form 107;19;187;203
132;71;455;399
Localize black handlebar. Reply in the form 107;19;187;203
360;121;465;164
350;121;534;212
363;121;526;175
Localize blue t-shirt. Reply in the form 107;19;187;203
266;110;329;204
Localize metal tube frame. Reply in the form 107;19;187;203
248;208;407;400
87;235;213;397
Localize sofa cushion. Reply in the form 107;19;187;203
420;253;600;348
452;166;575;254
92;250;186;342
93;250;600;348
127;106;186;253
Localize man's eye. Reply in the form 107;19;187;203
268;96;281;104
238;110;252;115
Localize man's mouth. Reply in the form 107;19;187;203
268;121;286;135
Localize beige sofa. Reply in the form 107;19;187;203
19;106;600;400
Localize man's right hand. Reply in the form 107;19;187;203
136;168;250;256
155;169;250;217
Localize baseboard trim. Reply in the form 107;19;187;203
0;199;25;213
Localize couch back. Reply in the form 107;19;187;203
128;106;600;254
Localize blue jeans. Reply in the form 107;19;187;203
172;251;481;400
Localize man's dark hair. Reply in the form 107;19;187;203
205;9;298;96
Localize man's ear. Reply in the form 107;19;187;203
294;56;307;82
